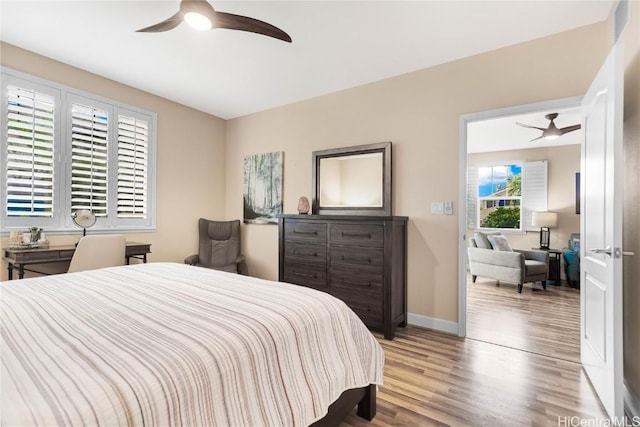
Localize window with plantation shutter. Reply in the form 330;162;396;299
117;114;148;219
467;160;548;232
5;85;56;218
70;102;109;217
2;68;156;232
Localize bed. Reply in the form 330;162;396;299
1;262;384;426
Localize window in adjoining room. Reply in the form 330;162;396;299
478;164;522;229
467;160;547;232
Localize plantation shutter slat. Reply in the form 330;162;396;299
70;103;109;216
5;85;55;217
117;115;148;219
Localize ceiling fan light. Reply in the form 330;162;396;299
184;12;212;31
544;134;560;140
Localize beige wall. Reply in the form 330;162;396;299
226;23;608;323
468;145;581;255
0;42;228;281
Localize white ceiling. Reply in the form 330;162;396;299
0;1;613;121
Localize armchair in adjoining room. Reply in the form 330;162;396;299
563;233;580;288
185;218;247;274
467;231;549;293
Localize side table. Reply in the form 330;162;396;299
533;248;561;285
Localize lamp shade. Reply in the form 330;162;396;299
531;211;558;228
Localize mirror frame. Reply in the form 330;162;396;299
312;142;392;216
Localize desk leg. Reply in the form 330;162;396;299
126;256;131;266
18;264;25;280
8;263;13;280
143;253;147;263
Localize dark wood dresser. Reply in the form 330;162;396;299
278;214;408;339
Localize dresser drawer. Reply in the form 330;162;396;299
330;246;384;272
283;242;326;265
332;288;383;329
282;262;328;291
284;221;327;243
330;268;383;292
330;223;384;247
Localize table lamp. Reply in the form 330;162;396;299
532;211;558;249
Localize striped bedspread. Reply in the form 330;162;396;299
1;262;384;426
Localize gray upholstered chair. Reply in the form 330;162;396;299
467;231;549;293
185;219;246;274
68;234;126;273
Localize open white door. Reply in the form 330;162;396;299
580;44;624;419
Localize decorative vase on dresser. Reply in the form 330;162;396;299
278;214;408;339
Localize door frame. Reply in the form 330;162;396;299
457;96;583;337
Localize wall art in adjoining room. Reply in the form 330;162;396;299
243;151;283;224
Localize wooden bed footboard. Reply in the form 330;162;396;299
311;384;377;426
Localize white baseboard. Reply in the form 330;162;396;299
407;312;458;335
625;380;640;420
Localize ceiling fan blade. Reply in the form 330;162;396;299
516;122;547;131
559;124;582;135
529;135;545;142
136;11;184;32
212;11;292;43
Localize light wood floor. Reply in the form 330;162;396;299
466;275;581;363
342;326;605;426
341;277;603;426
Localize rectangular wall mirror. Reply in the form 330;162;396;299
312;142;392;216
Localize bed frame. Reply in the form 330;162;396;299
311;384;376;426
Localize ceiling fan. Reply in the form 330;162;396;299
136;0;292;43
516;113;581;141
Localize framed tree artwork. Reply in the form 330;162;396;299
243;151;283;224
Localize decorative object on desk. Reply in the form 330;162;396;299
30;226;41;243
297;196;310;214
243;151;283;224
531;211;558;250
9;231;20;246
72;209;97;236
9;227;49;249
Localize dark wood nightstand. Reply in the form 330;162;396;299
533;248;561;285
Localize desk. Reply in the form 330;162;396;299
3;242;152;280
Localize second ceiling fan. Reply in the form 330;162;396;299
516;113;581;141
137;0;292;43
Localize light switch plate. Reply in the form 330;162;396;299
444;201;453;215
431;201;444;214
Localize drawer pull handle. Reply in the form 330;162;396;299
341;232;372;239
293;230;318;235
340;279;372;287
341;255;371;264
293;271;317;279
292;249;318;257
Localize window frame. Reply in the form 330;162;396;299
1;67;157;234
468;160;548;234
476;163;523;231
